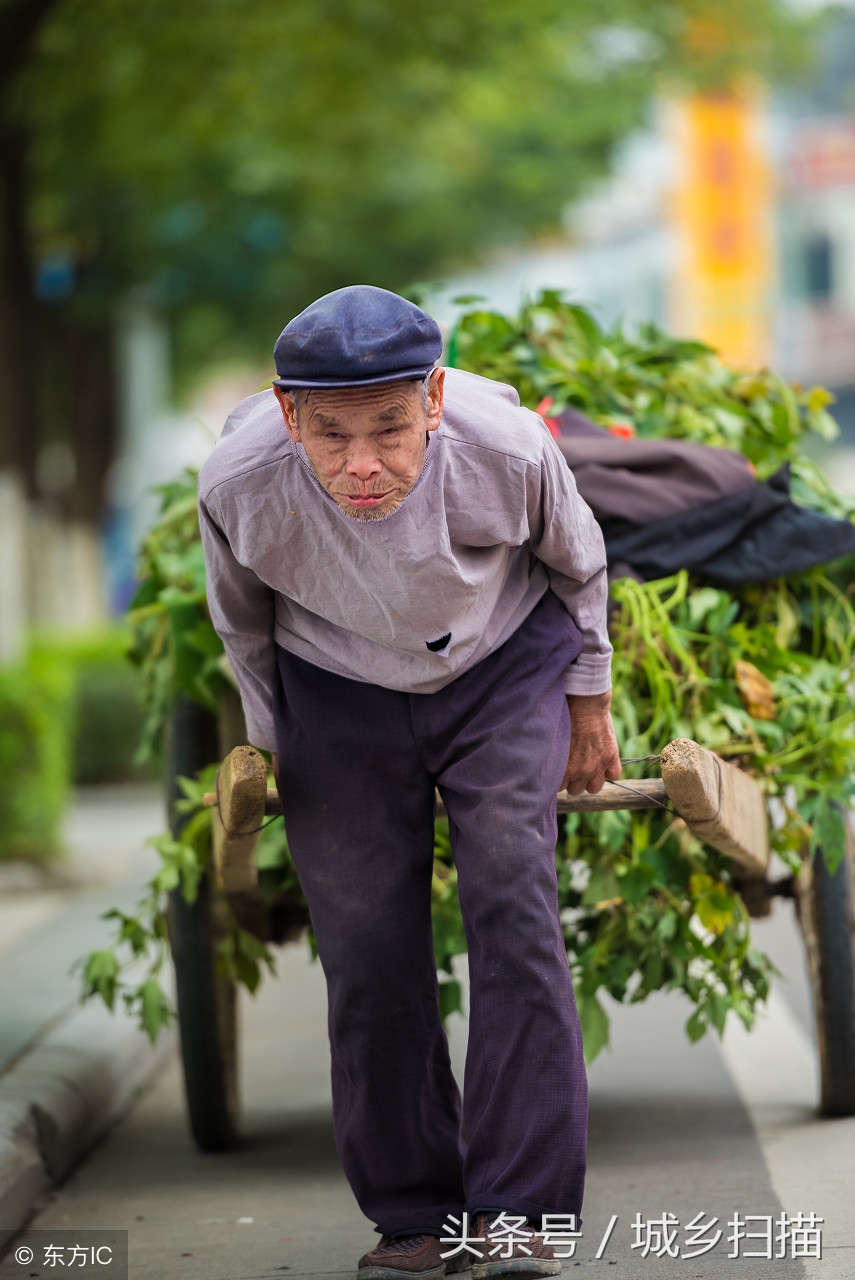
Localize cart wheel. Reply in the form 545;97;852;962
169;877;239;1150
795;815;855;1116
166;696;240;1150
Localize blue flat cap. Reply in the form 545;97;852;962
272;285;442;389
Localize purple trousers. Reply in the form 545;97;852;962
273;590;588;1237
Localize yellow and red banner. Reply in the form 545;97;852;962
668;89;773;368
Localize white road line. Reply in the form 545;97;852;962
720;985;855;1279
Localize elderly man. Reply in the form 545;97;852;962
198;285;621;1280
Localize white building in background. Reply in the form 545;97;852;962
776;117;855;395
428;123;674;341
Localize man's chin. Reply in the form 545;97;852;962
335;494;403;521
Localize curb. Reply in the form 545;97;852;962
0;1000;175;1247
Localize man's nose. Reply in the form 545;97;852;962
345;440;382;481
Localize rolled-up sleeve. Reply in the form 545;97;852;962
528;435;613;696
198;493;278;750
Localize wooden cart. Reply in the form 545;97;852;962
165;694;855;1152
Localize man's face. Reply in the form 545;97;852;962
274;369;444;521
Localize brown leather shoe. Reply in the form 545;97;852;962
358;1234;471;1280
469;1215;561;1280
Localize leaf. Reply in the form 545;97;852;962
618;863;655;906
174;837;204;902
139;980;174;1043
707;991;730;1037
109;911;149;956
81;949;120;1011
734;660;776;720
638;950;663;997
581;864;620;906
185;618;225;659
587;806;632;854
235;952;262;993
707;599;739;636
690;874;739;936
128;576;160;611
166;600;213;700
686;587;724;629
567;304;603;353
217;925;277;994
806;385;834;413
438;978;463;1022
578;993;610;1063
808;800;846;872
685;1007;707;1044
809;409;841;442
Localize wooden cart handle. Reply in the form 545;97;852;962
203;778;670;819
203;738;769;893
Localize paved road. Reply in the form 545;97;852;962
2;788;852;1280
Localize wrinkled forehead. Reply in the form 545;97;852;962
293;378;425;427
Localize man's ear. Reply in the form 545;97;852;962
272;384;300;442
426;367;445;433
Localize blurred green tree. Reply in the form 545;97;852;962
0;0;814;525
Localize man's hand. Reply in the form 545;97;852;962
562;691;621;795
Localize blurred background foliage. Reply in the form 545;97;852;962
0;629;154;861
0;649;72;861
3;0;814;395
35;629;156;785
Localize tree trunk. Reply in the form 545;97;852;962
0;0;107;638
0;126;38;489
0;0;63;94
0;125;116;633
67;322;117;528
0;126;38;656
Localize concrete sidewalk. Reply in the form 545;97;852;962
0;785;176;1246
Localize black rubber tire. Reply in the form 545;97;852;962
798;815;855;1116
169;877;239;1150
166;696;240;1151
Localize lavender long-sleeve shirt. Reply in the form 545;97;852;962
198;367;613;751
